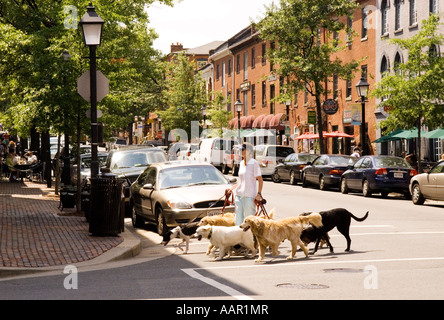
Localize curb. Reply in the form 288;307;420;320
0;226;142;279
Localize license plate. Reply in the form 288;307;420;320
394;172;404;178
207;210;222;216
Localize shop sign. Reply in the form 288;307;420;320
343;110;352;124
307;111;316;124
240;81;251;92
323;99;339;115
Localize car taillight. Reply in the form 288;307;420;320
410;169;418;177
261;158;273;166
187;152;191;156
300;165;306;169
375;168;388;175
329;169;344;175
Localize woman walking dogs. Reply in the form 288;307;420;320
234;143;263;226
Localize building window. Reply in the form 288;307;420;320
395;0;402;31
381;0;389;35
410;0;418;26
394;52;402;74
361;65;368;81
362;7;368;39
227;92;231;112
251;84;256;107
270;84;275;114
236;54;241;74
270;41;275;72
261;43;266;65
430;0;439;15
243;91;248;116
262;81;266;107
216;64;220;81
333;74;338;99
243;52;248;80
251;47;256;69
221;62;225;87
346;16;353;44
228;58;232;77
346;79;352;98
381;56;389;76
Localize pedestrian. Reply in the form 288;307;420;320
233;143;263;226
351;147;361;158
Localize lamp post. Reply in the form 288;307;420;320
235;99;243;145
79;3;104;179
355;77;370;156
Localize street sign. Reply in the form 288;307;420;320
307;111;316;124
77;70;109;102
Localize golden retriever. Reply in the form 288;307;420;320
240;213;322;262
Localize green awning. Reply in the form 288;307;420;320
423;128;444;139
372;129;404;143
392;128;427;139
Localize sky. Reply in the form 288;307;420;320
147;0;275;55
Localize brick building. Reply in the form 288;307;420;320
209;1;377;154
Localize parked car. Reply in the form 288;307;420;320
302;154;357;190
71;152;108;183
410;160;444;205
166;142;186;160
272;153;319;184
130;161;236;235
340;155;417;198
254;145;295;177
196;138;238;169
222;144;242;175
176;143;199;161
107;137;127;151
101;146;167;215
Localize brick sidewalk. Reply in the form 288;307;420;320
0;179;123;268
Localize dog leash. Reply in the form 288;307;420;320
207;188;234;214
254;197;270;219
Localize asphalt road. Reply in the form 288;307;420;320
1;179;443;302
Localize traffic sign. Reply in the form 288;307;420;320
77;70;109;102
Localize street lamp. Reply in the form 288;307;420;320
235;99;243;145
79;3;104;179
356;77;370;156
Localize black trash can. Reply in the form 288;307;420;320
59;186;77;211
89;175;124;236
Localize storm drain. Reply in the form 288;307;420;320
322;268;365;273
276;283;329;290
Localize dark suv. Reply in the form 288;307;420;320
101;146;167;215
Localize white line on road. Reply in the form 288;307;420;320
181;268;253;300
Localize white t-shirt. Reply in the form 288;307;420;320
235;158;261;198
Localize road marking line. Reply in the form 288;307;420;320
181;268;253;300
190;256;444;271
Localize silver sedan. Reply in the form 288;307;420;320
130;161;236;235
410;160;444;205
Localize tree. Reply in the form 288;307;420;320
0;0;173;139
254;0;361;153
207;92;232;137
372;15;444;172
159;52;208;141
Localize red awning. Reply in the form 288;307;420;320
269;113;286;130
231;116;246;129
324;131;354;138
260;114;274;129
294;132;319;140
241;115;255;129
228;118;237;129
252;114;265;129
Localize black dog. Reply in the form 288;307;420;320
300;208;369;253
161;222;199;254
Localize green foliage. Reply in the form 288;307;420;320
207;91;232;136
372;14;444;133
0;0;173;137
159;52;208;140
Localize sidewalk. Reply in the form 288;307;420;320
0;179;141;277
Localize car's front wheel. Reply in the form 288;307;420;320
411;183;425;205
272;170;281;183
156;206;168;236
289;170;297;185
340;178;348;194
362;180;372;197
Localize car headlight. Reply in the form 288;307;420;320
167;201;192;210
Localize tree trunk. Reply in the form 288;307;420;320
315;88;324;154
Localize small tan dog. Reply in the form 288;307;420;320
240;213;322;262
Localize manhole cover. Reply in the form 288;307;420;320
323;268;365;273
276;283;329;289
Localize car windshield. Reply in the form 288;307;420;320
159;166;228;189
298;154;318;163
82;155;107;168
374;157;411;168
112;151;166;169
330;156;356;166
267;147;294;157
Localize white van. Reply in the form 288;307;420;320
197;138;238;169
254;144;295;177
